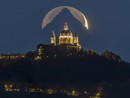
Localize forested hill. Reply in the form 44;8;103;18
0;50;129;86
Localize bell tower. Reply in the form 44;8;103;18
73;33;79;46
50;30;56;45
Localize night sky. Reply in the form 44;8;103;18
0;0;130;62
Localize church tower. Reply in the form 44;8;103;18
73;33;79;46
50;31;56;45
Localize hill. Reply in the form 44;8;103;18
0;49;130;98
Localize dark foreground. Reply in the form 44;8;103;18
0;92;88;98
0;50;130;98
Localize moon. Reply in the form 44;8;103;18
42;6;89;30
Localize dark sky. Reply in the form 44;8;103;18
0;0;130;62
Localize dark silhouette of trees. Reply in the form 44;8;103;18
0;49;129;85
101;50;121;62
0;49;130;98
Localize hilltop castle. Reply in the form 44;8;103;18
35;22;81;60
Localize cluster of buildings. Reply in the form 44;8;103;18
35;22;81;60
0;22;82;61
3;82;101;98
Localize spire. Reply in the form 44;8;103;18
50;30;56;45
51;30;55;37
64;22;69;30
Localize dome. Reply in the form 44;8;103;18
60;22;73;37
59;22;73;45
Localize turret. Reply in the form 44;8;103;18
50;31;56;45
73;33;79;45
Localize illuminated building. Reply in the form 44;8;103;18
50;31;56;45
59;22;73;45
59;22;80;46
36;22;81;59
0;54;25;60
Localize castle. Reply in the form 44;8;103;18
35;22;81;60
